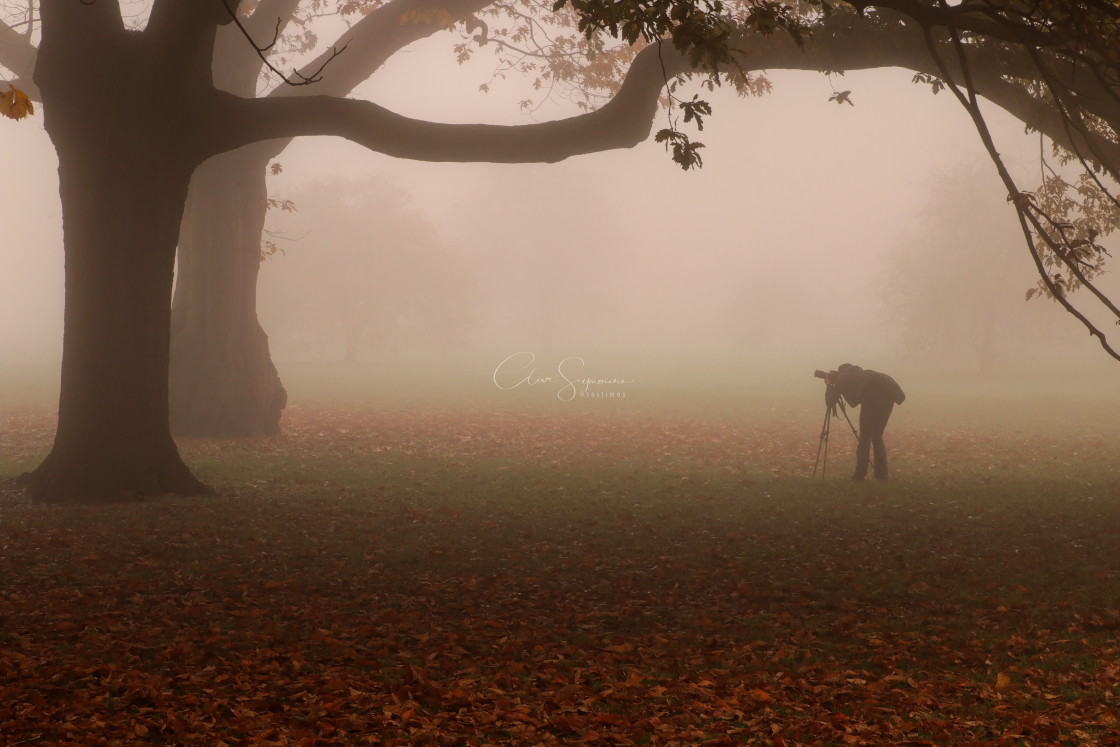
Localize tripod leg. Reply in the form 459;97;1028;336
812;406;830;477
822;414;830;477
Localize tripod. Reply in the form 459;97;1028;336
812;400;862;477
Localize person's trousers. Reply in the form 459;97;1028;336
855;396;894;480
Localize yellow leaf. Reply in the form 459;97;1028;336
995;672;1012;692
0;86;34;120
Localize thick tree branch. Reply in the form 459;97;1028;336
1027;52;1120;143
845;1;1120;126
201;18;1081;168
844;0;1059;48
204;41;673;162
272;0;496;98
971;67;1120;173
212;0;538;163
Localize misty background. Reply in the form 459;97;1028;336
3;50;1117;406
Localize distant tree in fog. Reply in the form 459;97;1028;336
725;272;802;356
453;172;626;359
882;168;1075;374
258;180;475;362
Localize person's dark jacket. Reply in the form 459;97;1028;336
826;364;905;411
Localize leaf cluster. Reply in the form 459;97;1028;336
554;0;828;67
261;194;296;261
1022;173;1119;301
910;71;944;95
654;126;706;169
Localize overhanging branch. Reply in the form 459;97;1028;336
204;41;674;162
203;15;1107;171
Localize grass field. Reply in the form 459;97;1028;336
2;364;1120;744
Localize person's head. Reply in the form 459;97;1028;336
837;363;861;374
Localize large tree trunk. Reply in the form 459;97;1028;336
169;148;287;437
22;151;211;502
22;1;225;502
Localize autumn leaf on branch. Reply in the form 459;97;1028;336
259;193;298;260
0;86;34;120
266;197;296;212
912;72;945;95
260;238;285;262
680;94;713;130
655;128;705;170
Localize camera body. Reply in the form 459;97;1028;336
814;369;836;382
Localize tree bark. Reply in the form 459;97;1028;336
21;147;211;501
169;148;287;437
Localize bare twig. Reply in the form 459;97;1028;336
221;0;348;86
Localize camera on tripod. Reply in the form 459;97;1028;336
812;368;851;477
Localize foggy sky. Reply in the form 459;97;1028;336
2;31;1116;388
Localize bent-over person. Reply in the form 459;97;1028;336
825;363;906;481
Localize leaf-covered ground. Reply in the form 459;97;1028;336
3;403;1120;745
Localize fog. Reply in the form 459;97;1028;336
3;53;1117;403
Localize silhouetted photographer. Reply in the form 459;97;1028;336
815;364;906;481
